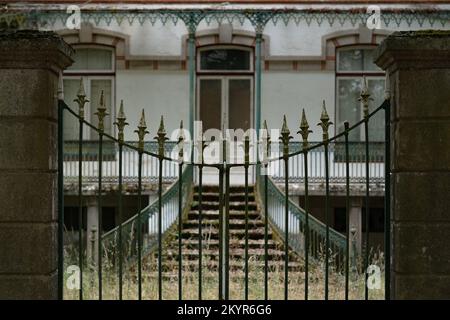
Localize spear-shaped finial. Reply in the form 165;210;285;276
155;115;168;158
280;115;293;159
178;120;185;161
114;100;128;144
358;76;372;118
261;120;271;163
298;108;313;148
318;100;333;142
95;90;109;133
74;78;89;119
135;109;149;152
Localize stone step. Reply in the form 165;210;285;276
180;239;279;250
194;185;255;194
163;248;294;261
188;210;260;220
193;193;255;202
179;228;272;240
183;219;265;230
191;201;258;211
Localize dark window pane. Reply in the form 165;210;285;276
228;79;251;131
362;207;385;233
200;49;250;71
334;208;347;233
199;79;222;132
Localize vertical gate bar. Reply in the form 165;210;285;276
344;122;350;300
359;76;372;300
280;115;292;300
364;118;370;300
137;152;143;300
57;100;64;300
178;162;183;300
156;116;167;301
224;166;230;300
384;99;391;300
324;141;330;300
284;158;289;300
218;165;224;300
198;164;203;300
118;143;123;300
318;102;332;300
77;117;83;301
299;109;311;300
115;101;128;301
97;132;103;300
264;171;269;300
244;135;250;300
158;157;163;300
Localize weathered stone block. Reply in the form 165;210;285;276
0;273;58;300
392;120;450;172
393;274;450;300
0;223;58;274
0;172;57;222
0;118;57;171
393;223;450;275
0;69;58;119
392;172;450;222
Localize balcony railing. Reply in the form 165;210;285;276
63;141;385;186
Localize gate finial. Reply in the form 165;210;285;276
74;78;89;119
280;115;293;159
262;120;271;161
95;90;109;133
114;100;128;144
155;115;168;158
318;100;333;142
358;76;372;118
298;108;312;149
135;109;149;152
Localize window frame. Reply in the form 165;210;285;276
197;45;254;74
64;45;115;75
335;45;385;141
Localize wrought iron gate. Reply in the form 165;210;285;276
57;77;390;300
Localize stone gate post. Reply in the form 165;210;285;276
374;31;450;299
0;30;73;299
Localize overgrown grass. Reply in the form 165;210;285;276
63;237;385;300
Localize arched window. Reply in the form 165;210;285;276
336;46;385;142
63;46;115;140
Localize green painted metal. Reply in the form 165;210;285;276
12;8;450;30
58;75;391;301
344;121;351;301
298;109;312;300
384;96;391;301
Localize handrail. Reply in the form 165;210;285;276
258;176;346;263
102;166;193;261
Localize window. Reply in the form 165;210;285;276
198;47;253;73
336;47;385;142
63;46;115;141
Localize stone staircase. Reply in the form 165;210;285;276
148;185;303;278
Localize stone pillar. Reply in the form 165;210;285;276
349;197;363;255
86;198;99;265
374;31;450;299
0;30;73;299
